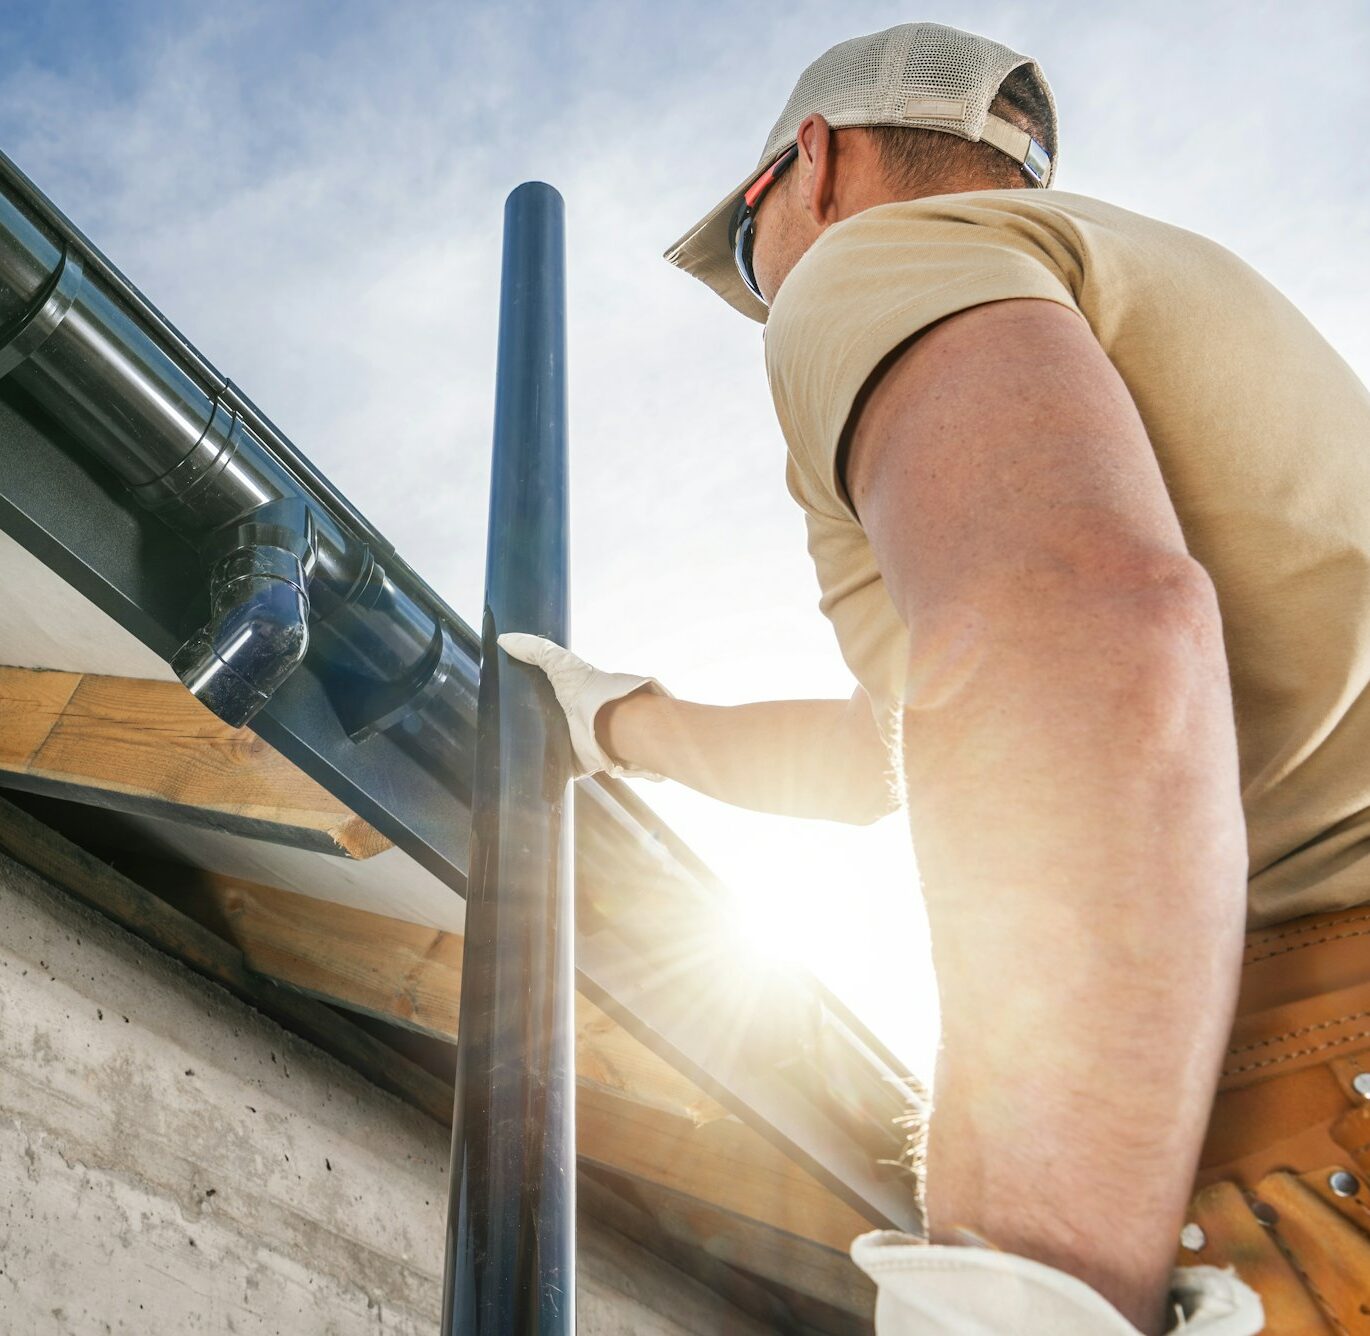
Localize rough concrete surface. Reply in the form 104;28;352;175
0;849;776;1335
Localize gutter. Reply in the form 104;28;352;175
0;182;475;754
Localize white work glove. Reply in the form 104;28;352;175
850;1231;1263;1335
496;632;674;782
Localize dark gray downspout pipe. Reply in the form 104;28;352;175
0;178;476;761
443;181;575;1335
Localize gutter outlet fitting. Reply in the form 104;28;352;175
171;497;316;727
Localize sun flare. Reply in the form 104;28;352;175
640;781;942;1080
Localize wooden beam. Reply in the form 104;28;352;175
130;862;875;1252
0;666;390;858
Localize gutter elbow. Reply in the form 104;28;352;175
173;501;314;727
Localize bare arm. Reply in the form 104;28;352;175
843;299;1247;1334
595;682;899;825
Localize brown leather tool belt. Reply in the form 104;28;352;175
1178;905;1370;1332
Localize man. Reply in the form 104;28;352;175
501;21;1370;1334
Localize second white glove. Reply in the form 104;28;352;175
496;632;674;782
849;1231;1263;1336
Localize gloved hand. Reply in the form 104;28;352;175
496;632;675;782
849;1231;1263;1335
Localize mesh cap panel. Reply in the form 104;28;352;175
758;23;1053;172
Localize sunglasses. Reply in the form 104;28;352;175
729;143;800;305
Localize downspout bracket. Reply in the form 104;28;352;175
335;618;461;743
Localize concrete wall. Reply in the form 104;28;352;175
0;848;774;1335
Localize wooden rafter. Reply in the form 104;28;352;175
0;666;389;858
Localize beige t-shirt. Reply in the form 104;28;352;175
763;190;1370;929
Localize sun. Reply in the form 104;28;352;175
634;779;942;1080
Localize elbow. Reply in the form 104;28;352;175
170;495;316;729
1095;554;1233;746
906;550;1232;726
904;548;1244;829
901;550;1247;955
1061;555;1238;781
173;549;311;727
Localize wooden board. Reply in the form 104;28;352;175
0;665;389;858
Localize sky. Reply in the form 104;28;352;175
1;0;1366;1077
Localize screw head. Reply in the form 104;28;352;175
1353;1071;1370;1099
1250;1199;1279;1227
1179;1222;1206;1251
1330;1170;1359;1198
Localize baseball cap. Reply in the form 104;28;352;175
663;22;1058;323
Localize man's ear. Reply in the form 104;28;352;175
794;114;837;226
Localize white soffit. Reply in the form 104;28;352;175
0;527;177;680
104;810;466;933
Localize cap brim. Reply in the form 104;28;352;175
663;164;772;325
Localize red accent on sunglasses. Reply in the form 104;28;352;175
743;145;798;209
